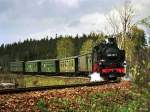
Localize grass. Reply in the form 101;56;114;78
24;75;89;87
0;73;89;88
24;75;65;87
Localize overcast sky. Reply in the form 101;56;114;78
0;0;149;45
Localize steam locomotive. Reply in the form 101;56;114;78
92;38;126;80
10;38;126;80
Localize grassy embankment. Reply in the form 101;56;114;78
24;75;89;87
0;73;89;87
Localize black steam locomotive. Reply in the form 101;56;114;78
92;38;126;80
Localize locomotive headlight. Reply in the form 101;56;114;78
123;61;127;67
107;53;117;57
107;54;111;56
101;59;105;62
112;53;117;56
121;61;126;67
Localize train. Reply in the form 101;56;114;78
9;38;126;80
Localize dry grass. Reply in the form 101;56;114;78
0;73;89;88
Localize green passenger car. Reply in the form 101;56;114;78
59;56;78;73
10;61;24;72
78;53;92;72
25;60;40;73
40;59;59;73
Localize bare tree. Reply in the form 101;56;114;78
106;0;135;48
119;0;134;35
106;10;121;35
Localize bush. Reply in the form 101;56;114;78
37;99;48;112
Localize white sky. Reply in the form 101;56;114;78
0;0;149;45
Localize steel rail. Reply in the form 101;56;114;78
0;81;110;95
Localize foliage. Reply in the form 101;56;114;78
131;48;150;88
89;32;107;45
130;26;146;49
56;36;75;58
80;39;94;54
139;16;150;45
119;26;145;64
47;86;150;112
116;26;150;89
130;16;150;88
37;99;48;112
140;16;150;29
80;32;107;55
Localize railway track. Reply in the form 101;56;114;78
0;81;114;95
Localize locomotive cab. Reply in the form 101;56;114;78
92;37;126;80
